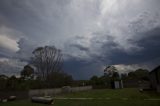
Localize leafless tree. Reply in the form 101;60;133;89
32;46;63;81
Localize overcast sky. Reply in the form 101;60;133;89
0;0;160;79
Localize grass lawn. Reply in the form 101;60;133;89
1;88;160;106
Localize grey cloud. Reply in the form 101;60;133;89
0;0;160;79
114;64;152;74
69;44;89;51
102;27;160;65
0;58;27;76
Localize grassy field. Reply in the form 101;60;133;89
1;88;160;106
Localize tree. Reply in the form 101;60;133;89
128;69;149;81
0;75;8;90
90;76;99;85
112;71;120;80
90;75;111;89
121;73;128;80
104;65;118;77
21;65;34;80
104;65;120;79
6;75;18;90
47;72;73;88
32;46;63;81
104;65;121;88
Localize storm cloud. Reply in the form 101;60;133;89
0;0;160;79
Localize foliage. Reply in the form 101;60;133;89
46;71;73;88
0;75;8;90
90;67;150;89
32;46;63;81
21;65;34;80
0;45;74;90
90;65;121;89
104;65;118;77
128;69;149;81
90;75;110;89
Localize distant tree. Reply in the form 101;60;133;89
32;46;63;81
128;72;136;79
128;69;149;81
104;65;120;80
134;69;149;80
112;71;120;80
6;75;18;90
21;65;34;80
47;71;73;88
90;75;110;89
121;73;128;80
128;69;149;80
104;65;118;77
90;76;99;85
103;65;121;88
0;74;8;79
0;75;8;90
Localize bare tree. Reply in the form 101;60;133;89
32;46;63;81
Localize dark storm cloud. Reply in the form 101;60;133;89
65;26;160;79
64;27;160;79
63;58;104;79
99;27;160;64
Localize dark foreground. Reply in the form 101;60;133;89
1;88;160;106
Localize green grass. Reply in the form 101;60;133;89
1;100;160;106
58;88;160;99
1;88;160;106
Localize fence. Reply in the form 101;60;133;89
28;86;92;97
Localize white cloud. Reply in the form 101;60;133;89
0;35;19;52
0;26;25;53
114;64;151;73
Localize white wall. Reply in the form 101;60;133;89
29;86;92;97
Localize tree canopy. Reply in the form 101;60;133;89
21;65;34;80
32;46;63;81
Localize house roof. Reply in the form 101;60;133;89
150;65;160;74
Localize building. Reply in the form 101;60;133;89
111;80;123;89
149;65;160;92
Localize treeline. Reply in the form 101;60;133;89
0;67;73;91
89;68;149;89
0;66;151;90
0;46;74;91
